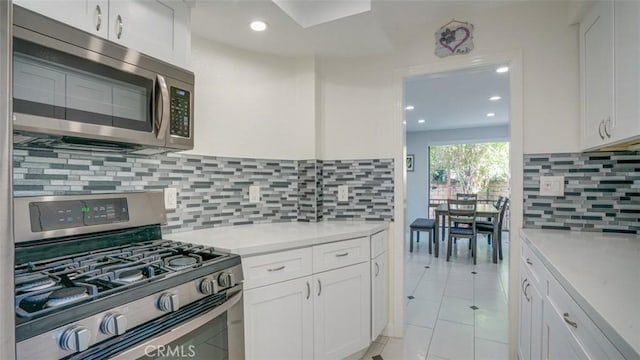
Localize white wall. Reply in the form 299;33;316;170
318;1;579;158
406;125;510;226
317;0;577;345
188;36;317;159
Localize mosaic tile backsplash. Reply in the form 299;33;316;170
322;159;395;221
13;149;394;233
523;151;640;234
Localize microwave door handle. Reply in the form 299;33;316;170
155;74;170;140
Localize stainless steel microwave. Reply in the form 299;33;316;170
12;5;194;154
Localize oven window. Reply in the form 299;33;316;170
140;313;228;360
13;38;153;132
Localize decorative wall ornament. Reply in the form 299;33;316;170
435;19;474;58
406;154;414;172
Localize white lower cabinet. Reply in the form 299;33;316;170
244;276;314;360
371;250;387;340
518;261;543;360
543;297;590;360
519;240;625;360
313;262;371;360
243;230;387;360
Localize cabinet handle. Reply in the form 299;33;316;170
598;120;605;140
521;278;526;294
95;5;102;31
524;283;530;302
317;279;322;296
563;313;578;329
306;281;310;300
335;252;349;257
375;262;380;277
116;14;124;39
526;258;533;266
604;117;612;138
267;265;285;272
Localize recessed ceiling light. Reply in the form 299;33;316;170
250;20;268;32
489;96;502;101
403;121;406;125
496;66;509;73
486;113;496;117
405;105;414;111
418;119;425;123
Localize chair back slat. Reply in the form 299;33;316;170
447;199;477;227
498;198;510;227
456;193;478;201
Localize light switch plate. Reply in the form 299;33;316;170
539;176;565;196
164;188;177;210
337;185;349;202
249;185;261;203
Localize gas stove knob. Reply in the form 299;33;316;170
158;293;180;312
199;278;218;295
60;325;91;353
101;312;127;336
218;272;234;288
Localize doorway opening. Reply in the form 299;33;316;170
393;63;514;360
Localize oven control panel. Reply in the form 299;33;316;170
169;87;191;138
28;198;129;232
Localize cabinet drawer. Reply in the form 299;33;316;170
371;230;387;259
242;248;312;290
522;241;546;290
313;237;370;273
547;276;624;360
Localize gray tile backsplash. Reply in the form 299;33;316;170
523;151;639;234
322;159;395;221
13;149;394;233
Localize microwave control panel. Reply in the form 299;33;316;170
170;87;191;138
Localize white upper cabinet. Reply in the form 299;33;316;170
580;0;640;150
13;0;190;68
613;0;640;143
580;0;614;150
14;0;109;38
108;0;190;68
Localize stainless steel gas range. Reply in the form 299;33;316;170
13;192;244;360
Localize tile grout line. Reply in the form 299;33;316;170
424;258;451;359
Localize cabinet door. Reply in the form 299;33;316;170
543;300;590;360
529;275;543;360
108;0;190;68
314;262;371;360
580;0;614;149
371;251;387;341
244;276;314;360
614;0;640;142
519;268;532;360
14;0;109;38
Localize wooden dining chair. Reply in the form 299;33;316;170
477;195;505;245
456;193;478;200
476;198;509;260
446;198;478;264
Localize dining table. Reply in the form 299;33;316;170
433;202;501;263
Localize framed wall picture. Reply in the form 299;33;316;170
406;154;414;172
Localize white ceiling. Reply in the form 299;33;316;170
404;65;510;132
190;1;510;133
190;0;517;58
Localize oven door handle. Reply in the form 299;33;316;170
155;74;170;141
108;289;243;360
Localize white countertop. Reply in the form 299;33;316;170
166;221;389;256
521;228;640;359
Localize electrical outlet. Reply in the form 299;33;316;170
338;185;349;202
539;176;565;196
164;188;177;210
249;185;261;203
